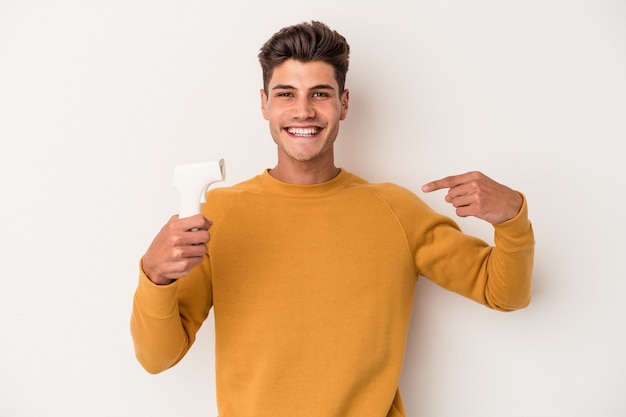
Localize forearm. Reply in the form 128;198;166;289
484;194;535;311
130;256;213;373
414;192;534;311
130;271;190;374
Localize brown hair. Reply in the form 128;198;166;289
258;21;350;93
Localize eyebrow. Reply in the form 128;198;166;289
271;84;337;92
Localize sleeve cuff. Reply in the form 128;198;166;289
493;192;535;251
134;260;180;318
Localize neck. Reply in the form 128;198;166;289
269;160;340;185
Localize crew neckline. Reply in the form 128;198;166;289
257;168;353;197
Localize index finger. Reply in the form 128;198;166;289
421;174;466;193
178;213;213;231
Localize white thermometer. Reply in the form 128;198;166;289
173;159;225;218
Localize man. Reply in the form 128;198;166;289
131;21;534;417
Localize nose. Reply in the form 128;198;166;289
292;96;316;120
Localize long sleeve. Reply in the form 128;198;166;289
412;193;534;311
486;195;534;310
130;257;213;374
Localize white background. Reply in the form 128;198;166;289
1;1;625;416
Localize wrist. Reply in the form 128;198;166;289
147;274;175;286
140;259;175;286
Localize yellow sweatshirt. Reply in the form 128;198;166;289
131;169;534;417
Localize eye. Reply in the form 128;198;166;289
312;92;329;98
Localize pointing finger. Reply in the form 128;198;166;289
422;174;466;193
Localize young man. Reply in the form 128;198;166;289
131;21;534;417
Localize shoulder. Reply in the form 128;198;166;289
201;174;265;218
352;175;427;207
345;174;461;243
207;173;265;197
342;172;437;218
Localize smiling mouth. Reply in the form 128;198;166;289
287;127;321;137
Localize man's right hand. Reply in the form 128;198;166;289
141;214;212;285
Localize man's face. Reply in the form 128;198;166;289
260;59;349;166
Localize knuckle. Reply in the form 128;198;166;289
172;247;185;260
170;234;184;246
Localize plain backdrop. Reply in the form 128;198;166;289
1;1;625;416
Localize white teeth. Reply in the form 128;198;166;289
288;127;319;136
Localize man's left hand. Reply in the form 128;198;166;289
422;171;523;224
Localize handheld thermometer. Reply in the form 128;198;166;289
173;159;225;218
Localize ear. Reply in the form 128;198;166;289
260;89;269;120
340;89;350;120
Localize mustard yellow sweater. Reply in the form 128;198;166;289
131;169;534;417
